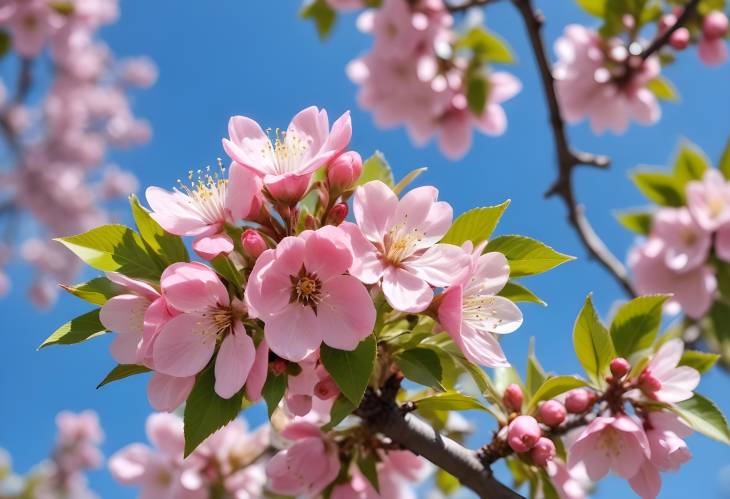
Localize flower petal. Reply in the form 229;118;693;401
353;180;398;242
317;275;376;350
382;266;433;313
214;322;256;399
147;373;195;412
152;313;216;377
265;305;322;361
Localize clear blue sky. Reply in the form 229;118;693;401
1;1;729;497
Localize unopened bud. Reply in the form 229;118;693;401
314;378;340;400
530;437;556;467
703;11;729;39
503;384;524;412
610;357;631;378
507;415;541;453
565;389;594;414
658;13;677;32
327;151;363;192
639;370;663;393
538;400;566;426
241;229;267;259
669;27;690;50
327;203;349;225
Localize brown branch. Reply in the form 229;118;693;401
641;0;700;61
446;0;501;13
511;0;636;297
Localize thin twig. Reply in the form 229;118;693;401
641;0;700;61
446;0;501;13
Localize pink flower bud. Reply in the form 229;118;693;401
327;151;363;192
530;437;556;467
639;370;663;393
328;203;349;225
265;173;311;205
314;378;340;400
538;400;566;426
610;357;631;378
270;359;287;376
658;13;677;32
669;27;690;50
507;416;541;453
703;11;729;39
503;384;524;412
565;389;594;414
241;229;267;259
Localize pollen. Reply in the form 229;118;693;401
260;128;313;176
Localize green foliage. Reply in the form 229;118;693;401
527;376;587;412
573;295;614;386
184;367;245;456
396;348;445;391
719;137;730;180
56;224;162;280
646;77;678;102
40;309;106;349
393;167;428;195
435;469;460;496
322;395;356;431
675;393;730;445
575;0;606;16
211;255;244;289
610;295;668;358
466;73;490;115
673;141;710;184
358;152;395;188
679;350;720;373
485;235;574;277
262;373;287;418
320;335;377;406
456;27;514;63
300;0;336;40
631;171;685;206
498;281;545;305
440;200;510;246
60;277;125;306
130;195;189;266
615;210;653;235
97;364;151;388
526;339;546;398
0;31;10;59
357;453;380;493
414;392;491;412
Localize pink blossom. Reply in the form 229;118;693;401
152;262;256;399
343;180;469;313
55;411;104;473
438;242;522;366
651;207;711;272
326;0;365;10
629;237;716;319
0;0;64;57
640;339;700;403
119;56;158;88
553;25;661;133
698;12;728;66
285;356;339;417
146;373;196;412
503;383;524;412
531;437;557;467
266;422;341;497
331;450;429;499
245;225;375;361
686;169;730;231
222;106;351;203
146;162;260;260
327;150;363;193
568;415;650;481
546;459;590;499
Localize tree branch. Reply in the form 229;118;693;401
511;0;636;297
446;0;502;13
641;0;700;61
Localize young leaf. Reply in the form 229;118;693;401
435;469;460;495
357;453;380;493
414;392;490;412
527;376;587;412
320;335;376;406
456;27;514;63
673;141;709;185
395;348;444;391
322;395;356;431
97;364;151;388
679;350;720;374
575;0;605;16
615;210;653;235
573;295;614;386
484;235;574;277
646;77;678;102
261;373;287;418
498;281;546;305
60;277;125;306
526;341;546;398
56;224;161;280
440;200;510;247
211;255;244;289
130;194;189;266
631;171;685;206
466;73;489;115
610;295;669;358
674;393;730;445
357;151;394;188
300;0;336;40
184;367;245;456
393;167;427;195
719;137;730;180
40;309;107;349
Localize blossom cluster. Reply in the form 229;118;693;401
0;411;103;499
0;0;156;306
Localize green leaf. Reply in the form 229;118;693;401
526;340;546;398
679;350;720;373
674;393;730;445
646;77;678;102
456;27;514;63
184;367;245;456
393;167;427;195
440;200;510;246
493;366;522;395
414;392;491;412
396;348;444;391
673;141;709;185
610;295;669;358
0;31;10;59
498;281;546;305
466;73;489;115
56;224;161;280
130;195;189;266
631;171;685;207
60;277;125;306
322;395;356;431
719;137;730;180
320;335;376;406
300;0;336;40
261;373;287;418
357;453;380;493
40;309;106;349
573;295;614;386
615;210;653;235
527;376;587;412
484;235;574;277
357;151;394;188
211;255;244;289
575;0;605;16
50;2;74;15
97;364;151;388
452;355;502;405
435;469;460;495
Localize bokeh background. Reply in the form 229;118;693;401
1;1;729;497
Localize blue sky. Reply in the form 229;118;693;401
1;0;729;497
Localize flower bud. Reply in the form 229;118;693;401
241;229;267;259
565;389;594;414
507;415;541;453
530;437;556;467
669;27;690;50
703;11;729;40
639;370;663;393
610;357;631;378
327;203;349;225
538;400;566;427
503;384;524;412
314;378;340;400
327;151;363;192
658;13;677;32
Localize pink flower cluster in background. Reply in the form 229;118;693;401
0;0;155;306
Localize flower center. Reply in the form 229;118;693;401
290;266;322;312
598;428;623;458
708;196;726;219
462;295;504;329
383;226;424;265
261;128;312;175
198;306;234;344
680;228;698;246
176;161;228;224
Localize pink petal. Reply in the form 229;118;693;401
381;266;433;313
108;443;151;484
214;323;256;399
152;313;217;377
222;115;271;175
324;111;352;155
716;226;730;262
404;244;470;287
489;72;522;103
146;412;185;456
288;106;330;160
160;262;229;312
105;272;159;301
628;461;661;499
245;339;270;402
340;222;385;284
438;285;464;338
147;373;195;412
394;185;439;233
317;275;376;350
437;112;472;160
226;162;258;220
111;332;142;364
459;324;510;367
303;226;353;281
353;180;398;242
145;186;206;235
476;104;507;136
100;294;148;336
192;232;234;260
264;305;322;361
280;421;322;440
